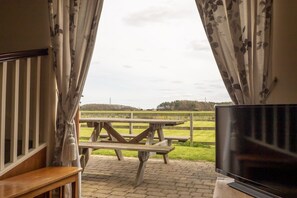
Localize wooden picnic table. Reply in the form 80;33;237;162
79;117;185;186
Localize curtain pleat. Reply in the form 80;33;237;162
48;0;104;166
195;0;274;104
48;0;104;196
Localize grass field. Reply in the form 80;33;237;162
79;111;215;162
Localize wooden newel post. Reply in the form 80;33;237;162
75;108;80;143
190;113;193;146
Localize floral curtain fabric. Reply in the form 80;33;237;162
195;0;275;104
48;0;104;166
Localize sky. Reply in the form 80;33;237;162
81;0;231;109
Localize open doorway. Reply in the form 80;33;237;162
80;0;230;161
81;0;230;109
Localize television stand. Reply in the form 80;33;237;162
228;181;281;198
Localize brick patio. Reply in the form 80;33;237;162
82;155;218;198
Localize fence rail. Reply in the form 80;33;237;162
81;110;215;121
80;111;215;145
80;123;214;131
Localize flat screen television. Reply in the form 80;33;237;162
216;104;297;198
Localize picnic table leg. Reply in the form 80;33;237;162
114;148;124;161
90;122;102;142
106;122;124;161
81;122;103;170
146;130;156;156
146;130;155;145
108;133;124;161
135;151;149;186
108;134;124;161
156;125;169;164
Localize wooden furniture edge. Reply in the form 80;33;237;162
21;174;78;198
0;167;82;198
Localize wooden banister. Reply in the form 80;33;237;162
0;48;48;62
0;48;48;172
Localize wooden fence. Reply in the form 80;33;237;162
80;111;215;145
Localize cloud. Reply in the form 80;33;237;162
203;89;215;93
159;65;168;69
122;6;188;27
208;79;225;88
190;40;211;52
123;65;133;69
149;78;165;83
91;61;101;65
141;59;152;63
194;79;226;93
159;88;173;92
181;94;194;97
208;83;225;89
194;83;207;89
172;80;183;84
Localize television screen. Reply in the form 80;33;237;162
216;104;297;198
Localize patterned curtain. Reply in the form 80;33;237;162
195;0;275;104
48;0;104;166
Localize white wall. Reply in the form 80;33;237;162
0;0;50;53
267;0;297;103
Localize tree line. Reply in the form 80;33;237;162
156;100;232;111
80;104;138;111
80;100;232;111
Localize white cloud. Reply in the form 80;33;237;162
123;65;133;69
122;6;189;27
190;40;211;52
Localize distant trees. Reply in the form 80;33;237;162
80;101;232;111
157;100;232;111
80;104;139;111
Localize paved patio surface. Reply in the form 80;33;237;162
82;155;218;198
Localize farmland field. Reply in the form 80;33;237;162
79;111;215;162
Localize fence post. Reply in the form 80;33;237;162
129;112;133;134
190;113;193;146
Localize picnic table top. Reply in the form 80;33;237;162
79;117;185;126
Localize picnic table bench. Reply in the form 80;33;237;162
79;141;174;186
79;117;185;186
97;133;189;144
